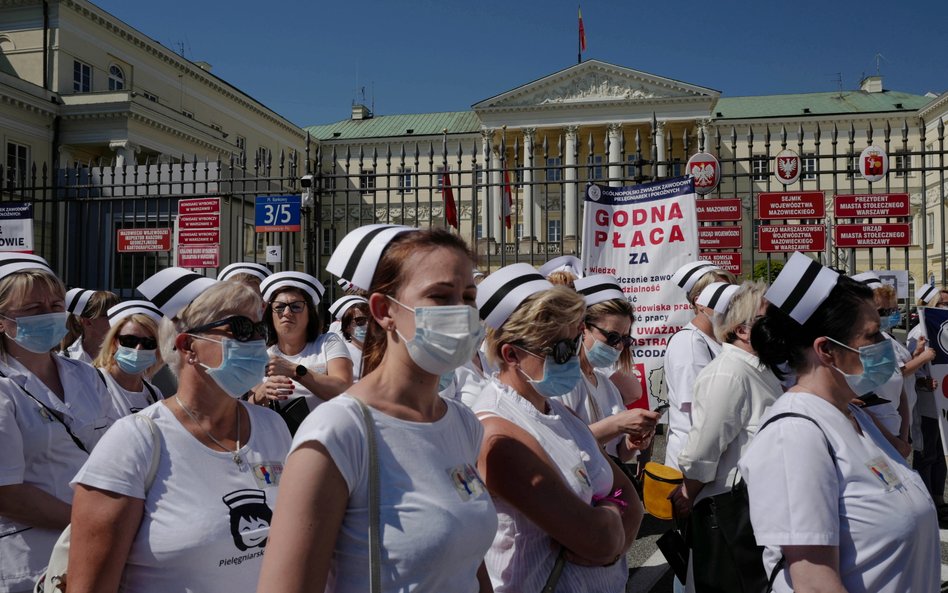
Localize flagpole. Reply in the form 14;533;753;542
577;5;581;64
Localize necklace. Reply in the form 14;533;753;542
175;396;243;468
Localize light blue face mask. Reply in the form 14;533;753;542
193;336;270;398
519;354;582;398
437;371;455;393
584;339;621;369
114;345;157;375
880;311;901;331
826;337;897;396
2;311;70;353
352;325;367;342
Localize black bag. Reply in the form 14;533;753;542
656;527;689;583
270;397;310;436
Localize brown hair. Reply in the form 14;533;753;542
687;270;737;306
263;287;321;346
361;229;473;376
580;298;636;375
341;301;370;341
61;290;119;350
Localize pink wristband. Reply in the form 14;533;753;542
592;487;628;510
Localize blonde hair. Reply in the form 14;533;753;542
581;298;635;375
546;271;577;289
0;270;65;356
688;269;737;306
486;285;585;369
224;273;264;294
921;288;948;307
715;280;767;343
93;314;163;375
158;281;263;377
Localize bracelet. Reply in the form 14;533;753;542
592;487;628;510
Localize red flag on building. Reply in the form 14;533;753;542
578;7;586;57
502;167;513;229
443;170;458;229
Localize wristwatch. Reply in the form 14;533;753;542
294;364;308;379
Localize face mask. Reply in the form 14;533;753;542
195;336;270;399
353;326;367;342
826;337;897;396
585;339;621;369
114;345;157;375
437;371;455;393
880;311;901;330
389;297;484;376
519;354;582;397
2;311;70;353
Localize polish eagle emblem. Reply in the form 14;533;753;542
774;150;801;184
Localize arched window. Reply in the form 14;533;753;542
108;64;125;91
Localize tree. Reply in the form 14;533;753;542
752;259;784;284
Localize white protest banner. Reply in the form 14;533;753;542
921;307;948;455
581;177;699;410
0;202;33;252
871;269;908;299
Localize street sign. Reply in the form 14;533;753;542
834;223;911;248
178;214;220;229
177;244;220;268
178;229;221;245
0;202;33;252
696;198;742;222
178;197;220;215
255;195;302;232
700;251;742;274
176;197;220;268
757;224;826;252
698;225;742;249
833;193;910;218
266;244;282;263
117;228;172;252
757;192;825;219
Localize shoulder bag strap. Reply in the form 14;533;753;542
134;414;163;490
353;397;381;593
0;368;88;454
142;381;159;406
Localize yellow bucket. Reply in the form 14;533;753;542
642;462;683;520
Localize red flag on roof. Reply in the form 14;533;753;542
443;170;458;229
578;7;586;53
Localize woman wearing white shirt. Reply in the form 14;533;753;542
335;296;368;381
738;253;938;593
61;288;119;363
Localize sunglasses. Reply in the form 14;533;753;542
185;315;268;342
350;317;369;327
877;307;899;317
117;334;158;350
521;334;582;365
587;322;635;349
272;301;306;315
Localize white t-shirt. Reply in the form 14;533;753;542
738;392;939;593
677;344;782;503
344;340;363;381
474;379;628;593
0;355;118;592
62;337;93;364
663;322;720;470
447;352;490;408
97;369;164;417
290;394;496;593
72;402;291;593
327;320;343;336
267;333;352;409
554;369;626;456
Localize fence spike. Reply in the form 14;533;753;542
867;121;874;144
780;125;787;146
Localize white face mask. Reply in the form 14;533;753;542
388;296;485;376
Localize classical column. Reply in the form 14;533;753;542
655;121;667;177
490;146;503;243
563;125;579;242
521;128;537;244
109;140;139;167
57;146;74;169
607;123;623;187
480;129;494;247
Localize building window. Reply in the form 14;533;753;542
546;157;562;182
322;227;336;252
5;142;29;188
802;153;817;180
917;212;935;246
627;155;639;178
73;60;92;92
235;136;246;166
359;169;375;194
142;90;158;102
182;109;194;119
474;164;484;193
516;223;524;241
590;155;604;180
108;64;125;91
670;159;683;177
846;156;857;179
547;219;562;243
514;167;524;188
895;152;912;178
435;166;447;193
256;147;270;168
210;123;223;133
926;143;935;168
751;155;768;181
475;224;483;240
397;167;413;194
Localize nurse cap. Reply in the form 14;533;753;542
336;277;354;292
107;300;163;327
329;295;368;320
915;283;938;303
476;263;553;330
671;260;719;293
260;271;325;305
65;287;94;316
326;224;417;291
574;274;625;306
218;262;272;283
851;272;882;290
0;253;54;281
764;252;839;325
222;488;267;510
696;282;740;315
539;255;584;279
137;267;217;318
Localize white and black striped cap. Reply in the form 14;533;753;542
218;262;272;282
329;295;368;320
476;263;553;330
851;272;882;290
326;224;417;291
696;282;740;315
0;253;54;281
539;255;584;279
65;288;94;315
574;274;625;306
765;252;839;325
915;282;938;303
336;277;355;292
671;260;719;293
261;271;325;305
107;300;163;327
137;267;217;318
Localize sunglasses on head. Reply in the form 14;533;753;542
117;334;158;350
272;301;306;315
185;315;268;342
587;322;635;349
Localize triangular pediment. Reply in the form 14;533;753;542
473;60;719;111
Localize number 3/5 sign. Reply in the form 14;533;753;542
255;195;302;232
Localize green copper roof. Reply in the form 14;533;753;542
305;111;480;140
714;90;931;120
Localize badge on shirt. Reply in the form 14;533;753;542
37;406;54;423
251;462;284;488
573;465;592;489
446;463;486;501
866;456;902;492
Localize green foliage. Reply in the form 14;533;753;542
752;260;784;284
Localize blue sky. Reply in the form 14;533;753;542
92;0;948;128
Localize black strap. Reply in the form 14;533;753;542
541;547;567;593
0;368;88;454
142;381;159;405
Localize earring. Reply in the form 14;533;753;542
188;355;196;364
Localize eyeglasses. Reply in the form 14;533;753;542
351;317;369;327
877;307;898;317
272;301;306;315
587;322;635;349
185;315;268;342
117;334;158;350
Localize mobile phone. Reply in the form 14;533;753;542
858;392;891;408
653;403;670;414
